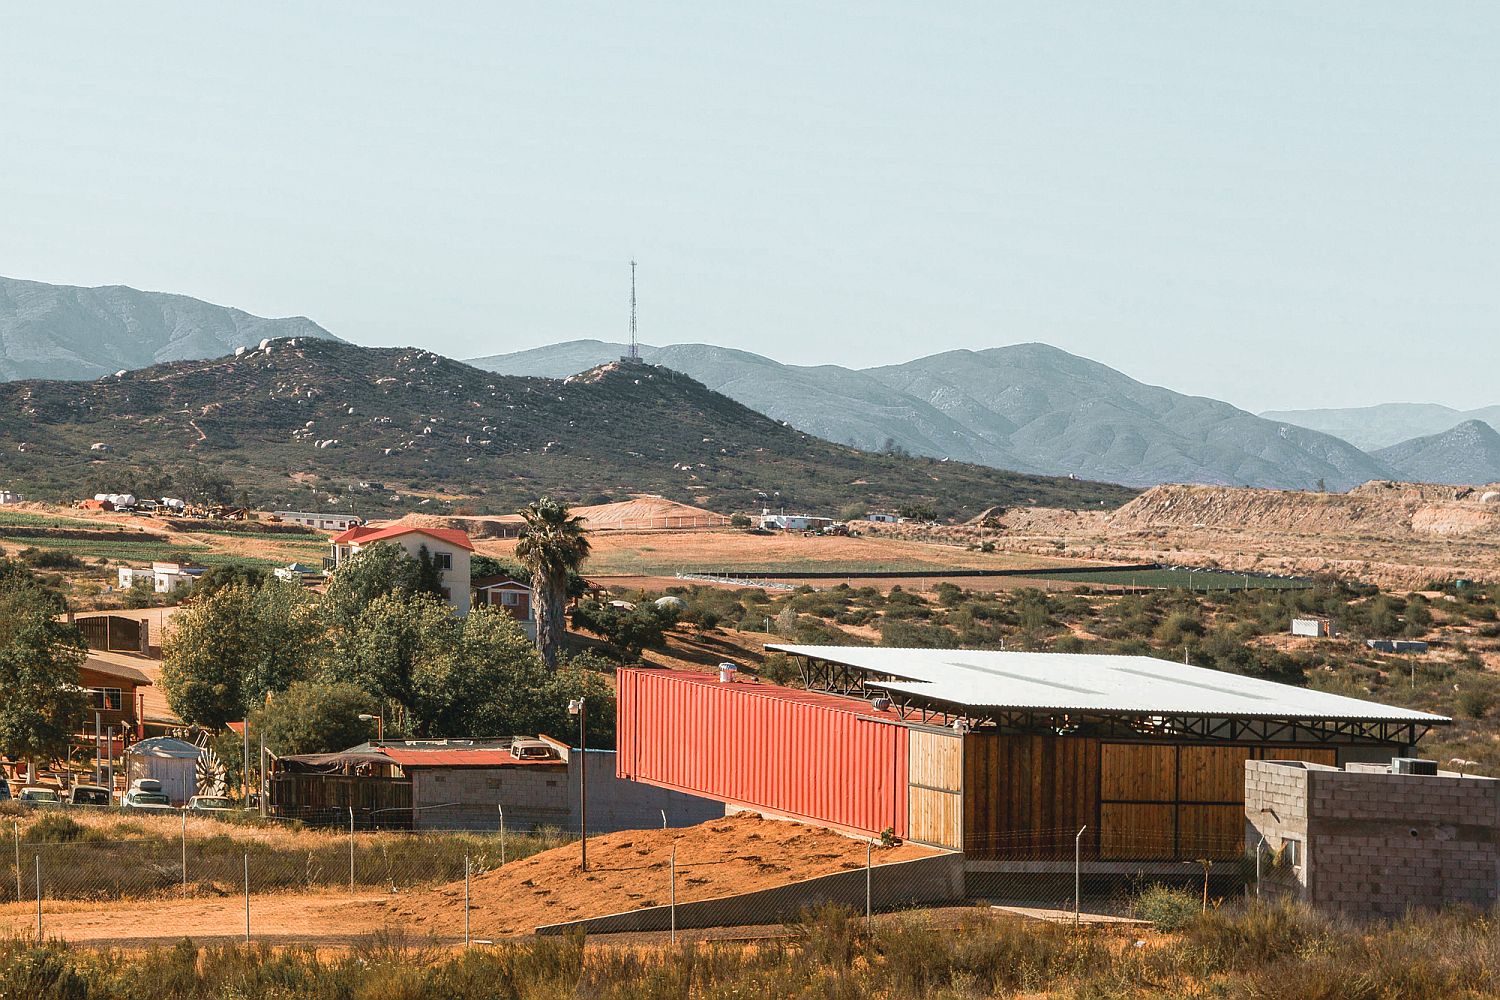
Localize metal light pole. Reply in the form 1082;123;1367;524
359;713;385;741
569;697;587;872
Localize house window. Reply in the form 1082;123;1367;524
91;688;123;711
501;591;519;606
432;551;453;571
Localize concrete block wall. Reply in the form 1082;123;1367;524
409;751;725;833
569;748;724;834
1245;759;1500;919
413;765;570;831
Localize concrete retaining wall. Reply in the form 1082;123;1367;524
534;851;964;936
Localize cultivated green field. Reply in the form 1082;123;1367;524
1021;567;1313;591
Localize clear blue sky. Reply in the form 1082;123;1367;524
1;3;1495;411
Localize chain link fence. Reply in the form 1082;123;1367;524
0;808;1288;947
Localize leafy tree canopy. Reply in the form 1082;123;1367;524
252;680;378;756
0;586;88;764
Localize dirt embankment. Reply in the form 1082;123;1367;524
375;814;934;938
392;496;728;539
974;481;1500;589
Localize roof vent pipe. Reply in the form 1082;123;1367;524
718;662;738;684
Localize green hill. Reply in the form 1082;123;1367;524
0;339;1135;518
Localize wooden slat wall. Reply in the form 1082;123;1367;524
1101;744;1175;801
1100;804;1175;859
907;729;963;849
963;733;1098;859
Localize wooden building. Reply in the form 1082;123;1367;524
617;645;1448;871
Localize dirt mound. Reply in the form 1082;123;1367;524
390;497;726;539
374;814;934;938
1107;482;1500;539
571;496;728;531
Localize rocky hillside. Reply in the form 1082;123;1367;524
0;339;1134;517
1373;421;1500;486
471;341;1389;491
0;275;338;381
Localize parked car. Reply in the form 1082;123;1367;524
186;795;234;815
16;787;61;806
68;785;112;807
122;778;175;813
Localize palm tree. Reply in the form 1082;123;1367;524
515;497;591;669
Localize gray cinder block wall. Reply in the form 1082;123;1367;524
1245;759;1500;919
409;749;724;833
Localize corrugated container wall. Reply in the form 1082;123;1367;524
617;669;909;838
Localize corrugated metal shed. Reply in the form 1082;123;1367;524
617;668;909;838
767;645;1448;723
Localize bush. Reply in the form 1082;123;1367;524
18;548;83;570
1135;884;1201;931
26;813;90;843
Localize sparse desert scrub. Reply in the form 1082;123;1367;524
5;902;1500;999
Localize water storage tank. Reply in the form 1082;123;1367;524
1481;491;1500;504
654;595;685;611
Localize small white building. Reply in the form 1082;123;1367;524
330;523;474;614
273;562;321;584
124;737;202;805
273;511;365;532
0;489;21;505
118;561;207;594
758;510;834;532
866;512;899;524
1291;618;1338;638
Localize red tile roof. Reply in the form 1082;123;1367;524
377;747;562;768
330;523;475;551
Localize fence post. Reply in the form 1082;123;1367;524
349;806;356;895
12;821;20;903
34;854;41;943
1255;839;1264;899
865;840;872;935
1074;825;1088;929
464;856;471;948
243;851;250;943
498;805;505;866
181;809;188;896
669;844;677;945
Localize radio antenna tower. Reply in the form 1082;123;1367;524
623;259;643;364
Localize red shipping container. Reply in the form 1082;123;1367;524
616;668;909;838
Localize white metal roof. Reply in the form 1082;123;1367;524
766;645;1447;722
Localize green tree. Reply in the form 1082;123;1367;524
321;542;423;637
329;598;554;738
251;681;378;756
515;498;591;670
192;563;271;599
539;664;617;749
161;582;321;729
471;554;526;582
838;502;868;522
0;585;88;773
571;598;677;659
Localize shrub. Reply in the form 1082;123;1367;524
1135;884;1201;931
26;813;89;843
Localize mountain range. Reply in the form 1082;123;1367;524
471;341;1397;491
0;275;338;381
2;276;1498;491
1259;402;1500;452
0;338;1132;516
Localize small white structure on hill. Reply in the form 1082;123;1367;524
274;511;364;531
0;489;21;505
758;510;834;532
118;561;206;594
1291;617;1338;638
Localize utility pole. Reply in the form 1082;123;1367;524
569;698;588;871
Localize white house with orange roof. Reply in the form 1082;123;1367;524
329;523;475;614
